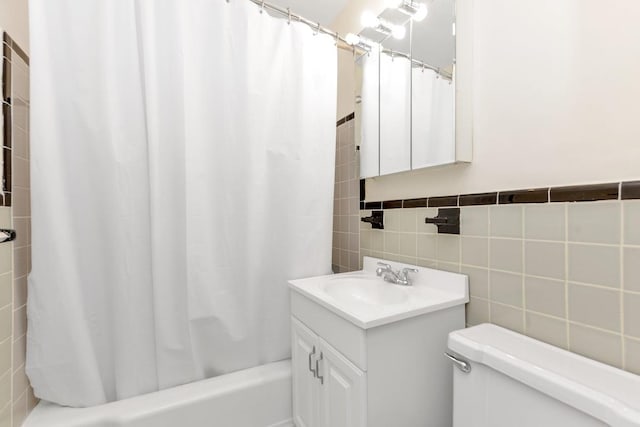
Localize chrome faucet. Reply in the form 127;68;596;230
375;262;418;286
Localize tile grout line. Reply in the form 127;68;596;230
564;203;571;351
521;205;527;333
487;207;492;324
620;197;626;369
566;320;625;338
360;199;638;370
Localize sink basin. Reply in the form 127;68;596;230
323;276;408;306
288;257;469;329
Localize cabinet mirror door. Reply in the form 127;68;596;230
358;46;380;179
410;0;456;169
356;0;464;178
379;16;411;176
411;68;455;168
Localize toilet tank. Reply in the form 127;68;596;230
447;324;640;427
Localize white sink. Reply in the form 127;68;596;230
323;276;409;306
289;257;469;329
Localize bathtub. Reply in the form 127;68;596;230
23;360;293;427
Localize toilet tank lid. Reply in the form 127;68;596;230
448;324;640;427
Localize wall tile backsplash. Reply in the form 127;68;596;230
360;199;640;374
1;32;35;427
331;114;359;273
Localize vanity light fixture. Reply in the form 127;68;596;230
345;33;374;51
391;24;406;39
411;3;429;21
360;10;380;28
360;10;407;40
345;33;361;45
385;0;429;22
383;0;404;7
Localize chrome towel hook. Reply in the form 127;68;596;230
0;229;16;244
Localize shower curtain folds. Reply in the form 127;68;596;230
27;0;336;407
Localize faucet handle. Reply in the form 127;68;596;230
400;267;418;280
376;262;392;276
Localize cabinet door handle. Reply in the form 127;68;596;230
316;352;324;385
308;346;317;377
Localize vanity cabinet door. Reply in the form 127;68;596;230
292;318;320;427
318;337;367;427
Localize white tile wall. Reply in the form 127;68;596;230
625;338;640;375
360;199;640;373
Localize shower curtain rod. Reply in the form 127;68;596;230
381;48;453;80
240;0;452;79
244;0;353;48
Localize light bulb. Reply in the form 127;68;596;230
391;24;406;40
345;33;361;46
361;10;379;28
384;0;404;8
413;3;428;21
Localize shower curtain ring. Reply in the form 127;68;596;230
287;8;291;24
422;62;425;73
314;22;320;35
260;0;265;13
334;33;339;45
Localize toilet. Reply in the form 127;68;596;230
447;324;640;427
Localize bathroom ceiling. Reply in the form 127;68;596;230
268;0;349;26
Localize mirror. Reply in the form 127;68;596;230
411;0;455;169
355;0;460;179
379;11;411;176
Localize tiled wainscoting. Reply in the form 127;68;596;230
331;113;360;273
1;32;35;427
360;188;640;374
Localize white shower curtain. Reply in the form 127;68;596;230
27;0;336;407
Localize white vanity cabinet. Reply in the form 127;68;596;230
292;318;366;427
289;257;469;427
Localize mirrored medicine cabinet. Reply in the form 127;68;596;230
355;0;470;179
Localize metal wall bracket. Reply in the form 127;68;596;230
361;210;384;229
0;229;16;244
425;208;460;234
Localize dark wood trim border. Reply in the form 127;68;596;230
622;181;640;200
3;32;28;65
1;31;28;207
360;181;640;210
550;183;619;203
336;112;355;127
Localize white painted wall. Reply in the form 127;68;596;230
331;0;385;119
362;0;640;200
336;47;356;120
0;0;29;52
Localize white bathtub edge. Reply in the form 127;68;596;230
25;360;292;427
